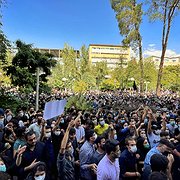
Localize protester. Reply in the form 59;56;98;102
97;139;120;180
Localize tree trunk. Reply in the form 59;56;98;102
138;35;144;93
156;45;166;96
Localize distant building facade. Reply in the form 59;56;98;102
34;48;80;61
150;56;180;68
89;44;130;68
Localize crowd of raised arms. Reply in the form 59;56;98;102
0;89;179;180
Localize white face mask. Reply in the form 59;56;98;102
45;132;51;138
6;115;12;122
154;129;161;135
114;134;117;140
54;131;61;136
99;120;105;126
34;174;45;180
130;145;137;153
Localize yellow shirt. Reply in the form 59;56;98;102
94;124;109;136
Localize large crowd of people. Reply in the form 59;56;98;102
0;90;179;180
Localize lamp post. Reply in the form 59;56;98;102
144;81;150;93
35;67;45;111
62;77;68;92
35;67;40;111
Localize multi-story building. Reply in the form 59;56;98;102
150;56;180;68
34;48;80;61
89;44;130;68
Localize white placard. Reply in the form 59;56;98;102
43;99;67;120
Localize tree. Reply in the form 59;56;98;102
111;0;144;92
147;0;180;95
6;40;56;91
161;65;180;91
0;0;10;64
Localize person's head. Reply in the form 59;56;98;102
85;119;94;130
51;120;56;128
85;129;97;143
125;137;137;153
69;127;76;140
169;118;176;126
157;139;174;154
99;118;105;127
95;135;106;151
123;122;129;129
44;126;51;138
33;162;46;180
150;154;169;173
160;131;170;140
75;118;81;127
174;128;180;141
151;123;161;135
25;130;37;147
139;129;146;138
36;114;43;125
65;140;73;155
105;139;120;160
54;126;61;136
0;157;6;172
15;126;26;139
149;171;167;180
137;137;150;150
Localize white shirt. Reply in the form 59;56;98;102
97;154;120;180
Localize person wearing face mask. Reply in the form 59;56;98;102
136;138;150;174
25;162;48;180
166;118;178;138
0;108;5;129
119;137;141;179
28;115;44;140
91;136;106;165
97;139;120;180
41;125;56;180
147;111;166;148
143;139;174;180
57;120;76;180
94;118;109;136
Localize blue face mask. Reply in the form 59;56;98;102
61;119;64;123
0;164;6;172
121;119;126;123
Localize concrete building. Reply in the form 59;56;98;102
150;56;180;69
89;44;130;68
34;48;80;61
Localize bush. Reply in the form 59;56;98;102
65;94;92;111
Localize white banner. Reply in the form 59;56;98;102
43;99;67;120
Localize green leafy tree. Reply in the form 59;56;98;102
111;0;144;92
146;0;180;95
61;44;79;88
0;0;10;64
143;58;158;90
6;40;56;92
162;65;180;91
93;61;109;90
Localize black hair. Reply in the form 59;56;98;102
95;135;105;145
69;127;76;135
125;137;135;145
105;139;119;155
85;129;94;141
25;130;36;140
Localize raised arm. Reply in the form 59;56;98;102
59;120;74;154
